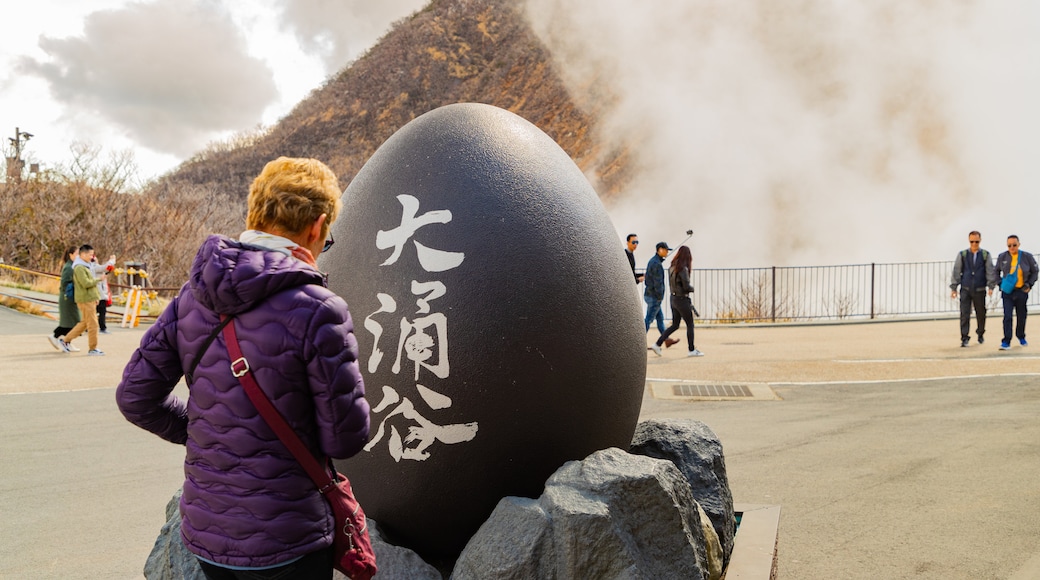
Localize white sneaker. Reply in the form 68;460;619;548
48;336;63;351
87;349;105;356
65;341;80;352
687;349;705;357
650;344;662;357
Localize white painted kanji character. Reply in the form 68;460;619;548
376;194;464;272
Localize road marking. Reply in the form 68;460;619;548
1008;550;1040;580
1;386;117;396
770;372;1040;386
835;356;1040;363
649;372;1040;387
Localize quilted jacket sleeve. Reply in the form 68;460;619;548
116;297;189;445
304;294;370;459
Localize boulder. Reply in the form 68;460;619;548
630;419;736;564
144;489;440;580
367;520;444;579
143;489;204;580
451;448;722;580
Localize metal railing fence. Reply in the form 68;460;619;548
641;261;1039;323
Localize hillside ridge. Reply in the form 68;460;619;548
162;0;627;202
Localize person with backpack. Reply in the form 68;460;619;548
949;231;997;347
995;234;1038;350
48;246;82;352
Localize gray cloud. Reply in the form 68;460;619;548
275;0;429;73
524;0;1040;266
18;0;277;157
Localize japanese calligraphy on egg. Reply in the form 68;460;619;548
362;194;477;462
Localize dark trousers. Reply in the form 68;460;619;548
959;288;987;341
1002;289;1029;343
52;326;73;339
198;547;333;580
657;295;695;350
96;300;108;331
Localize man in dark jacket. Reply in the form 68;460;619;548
949;230;996;347
624;234;644;284
644;242;669;340
995;234;1038;350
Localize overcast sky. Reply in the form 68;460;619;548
0;0;425;183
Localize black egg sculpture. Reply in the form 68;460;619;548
322;103;646;560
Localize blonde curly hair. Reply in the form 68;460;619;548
246;157;342;238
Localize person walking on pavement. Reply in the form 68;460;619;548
49;246;82;352
60;244;105;356
651;245;704;358
91;253;116;334
995;234;1037;350
625;234;644;284
950;231;996;347
644;242;670;346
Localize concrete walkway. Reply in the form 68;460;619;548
1;301;1039;579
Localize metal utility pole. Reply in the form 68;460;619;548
6;127;34;183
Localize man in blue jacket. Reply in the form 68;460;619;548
644;242;669;351
995;234;1038;350
949;231;996;347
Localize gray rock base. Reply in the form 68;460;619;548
144;420;734;579
452;447;723;580
630;419;736;565
143;489;204;580
143;491;438;580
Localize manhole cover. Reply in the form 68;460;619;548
673;383;753;398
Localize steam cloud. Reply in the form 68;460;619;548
17;0;277;158
523;0;1040;266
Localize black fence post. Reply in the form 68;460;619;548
870;262;876;319
771;266;777;323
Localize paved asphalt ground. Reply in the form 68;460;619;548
2;299;1039;579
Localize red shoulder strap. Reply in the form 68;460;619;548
220;315;336;490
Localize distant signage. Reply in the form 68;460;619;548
5;157;24;182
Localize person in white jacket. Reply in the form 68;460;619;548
91;254;116;333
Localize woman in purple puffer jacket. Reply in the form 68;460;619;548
117;157;370;579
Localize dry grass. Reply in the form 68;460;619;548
2;270;65;295
0;296;45;317
715;273;799;323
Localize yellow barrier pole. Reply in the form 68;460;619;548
130;285;144;327
121;287;138;328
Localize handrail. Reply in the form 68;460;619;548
638;260;1039;323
